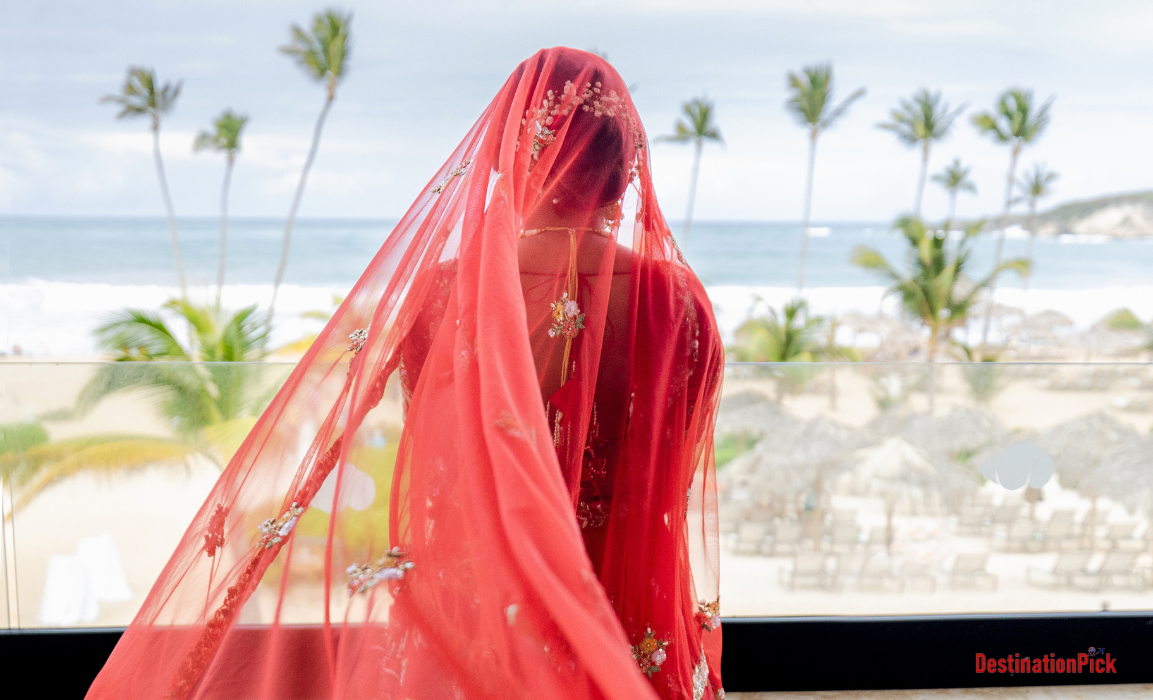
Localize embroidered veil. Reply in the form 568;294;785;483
87;47;724;700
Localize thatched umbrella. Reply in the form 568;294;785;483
837;436;966;548
721;417;872;530
714;391;802;440
900;407;1006;456
1037;412;1138;547
1095;436;1153;517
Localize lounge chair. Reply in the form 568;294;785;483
858;553;904;593
995;520;1039;552
768;520;803;555
1026;550;1093;589
1042;517;1077;551
899;560;937;593
1105;523;1138;550
827;523;861;552
1071;551;1148;591
948;553;997;591
780;551;833;591
957;505;990;535
830;551;868;591
733;522;768;555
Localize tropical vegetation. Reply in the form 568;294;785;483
194;110;249;310
852;216;1029;406
271;8;353;319
1;300;274;512
1016;162;1059;279
930;158;977;229
101;67;186;295
658;96;723;242
785;64;865;291
971;88;1054;346
877;89;965;219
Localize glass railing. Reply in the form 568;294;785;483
2;361;1152;628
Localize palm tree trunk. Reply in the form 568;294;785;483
270;94;334;319
683;138;703;242
1025;199;1037;292
927;324;938;412
946;192;957;232
152;123;186;296
216;153;234;311
979;144;1020;349
797;130;818;291
914;142;929;220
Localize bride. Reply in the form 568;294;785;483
88;47;725;700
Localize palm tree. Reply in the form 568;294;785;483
877;89;965;219
930;158;977;229
271;8;352;319
657;96;722;242
852;216;1029;409
786;64;865;291
972;89;1053;347
194;110;249;311
1016;162;1059;286
101;67;186;295
730;299;859;400
2;301;272;512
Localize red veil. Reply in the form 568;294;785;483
87;47;724;700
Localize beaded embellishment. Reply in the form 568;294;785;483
348;327;369;353
258;502;304;549
203;503;228;558
692;651;710;700
346;546;415;595
630;628;669;677
697;598;721;632
431;160;471;194
548;292;585;340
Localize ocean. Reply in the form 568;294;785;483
3;216;1153;356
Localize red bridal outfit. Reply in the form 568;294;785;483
88;47;724;700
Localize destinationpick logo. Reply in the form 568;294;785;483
976;648;1117;675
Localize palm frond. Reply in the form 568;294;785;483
281;9;352;84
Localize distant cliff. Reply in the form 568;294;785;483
991;191;1153;237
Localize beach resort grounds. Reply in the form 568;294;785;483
4;361;1153;627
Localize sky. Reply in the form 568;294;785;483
2;0;1152;222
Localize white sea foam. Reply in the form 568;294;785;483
4;280;1152;358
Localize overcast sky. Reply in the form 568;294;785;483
3;0;1152;222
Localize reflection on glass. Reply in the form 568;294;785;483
2;361;1153;626
719;363;1153;616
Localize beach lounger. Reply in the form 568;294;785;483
768;520;804;555
734;522;768;554
1026;550;1093;589
779;551;833;591
899;560;937;593
948;553;997;591
858;553;904;593
1071;551;1147;591
827;523;861;552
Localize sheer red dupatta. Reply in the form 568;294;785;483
86;47;723;700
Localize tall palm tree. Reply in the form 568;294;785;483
972;88;1053;347
786;64;865;291
271;8;352;318
101;67;186;295
930;158;977;229
1016;162;1059;286
852;216;1029;409
2;300;273;512
194;110;249;311
877;89;965;219
657;96;723;242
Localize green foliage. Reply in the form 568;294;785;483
852;217;1030;358
194;110;248;157
714;432;758;468
1017;162;1058;208
81;300;269;436
877;89;964;148
786;64;865;134
0;423;49;457
1100;308;1145;331
659;96;723;145
931;158;977;198
972;89;1053;147
100;67;181;125
730;299;858;363
281;8;352;95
